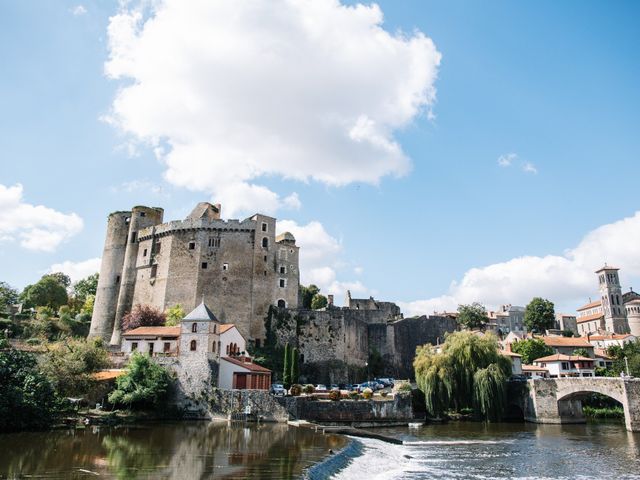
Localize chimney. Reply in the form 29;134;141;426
328;294;334;306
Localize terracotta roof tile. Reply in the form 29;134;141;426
577;300;602;311
123;326;181;337
522;365;548;371
219;324;235;334
542;336;593;347
534;353;594;363
577;312;604;324
222;356;271;372
92;369;126;381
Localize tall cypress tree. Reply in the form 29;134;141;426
291;347;299;385
283;343;291;388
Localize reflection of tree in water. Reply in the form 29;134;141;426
0;423;345;479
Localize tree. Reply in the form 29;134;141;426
283;343;291;389
310;294;328;310
0;348;60;431
457;303;488;330
43;272;71;289
414;331;511;421
291;347;299;384
606;341;640;377
0;282;18;311
165;304;186;326
40;337;110;397
121;305;166;331
572;348;590;358
72;273;98;304
20;276;69;311
108;353;171;409
524;297;555;333
510;338;554;365
299;285;320;309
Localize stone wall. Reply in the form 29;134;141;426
207;389;290;422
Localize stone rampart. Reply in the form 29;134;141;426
207;389;290;422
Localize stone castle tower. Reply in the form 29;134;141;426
596;265;630;334
88;202;300;344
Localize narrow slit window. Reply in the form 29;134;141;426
202;262;208;269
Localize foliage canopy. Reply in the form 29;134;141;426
108;353;171;409
524;297;555;333
122;304;166;331
510;338;554;365
457;303;488;330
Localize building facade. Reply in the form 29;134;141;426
89;202;300;344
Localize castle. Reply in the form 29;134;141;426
89;202;299;344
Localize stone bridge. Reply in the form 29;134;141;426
519;378;640;432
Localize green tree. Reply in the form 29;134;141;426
108;353;171;409
572;348;590;358
606;341;640;377
165;304;186;326
81;295;95;316
457;303;488;330
510;338;554;365
121;304;166;331
72;273;98;304
561;330;575;337
0;282;18;312
43;272;71;289
524;297;555;333
414;331;511;421
299;285;320;309
20;276;68;310
310;294;328;310
291;347;299;384
40;337;110;397
0;347;60;431
283;343;291;388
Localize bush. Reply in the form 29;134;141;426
303;384;315;394
362;387;373;399
348;391;359;400
289;384;303;396
122;305;166;332
398;382;412;392
328;389;340;401
108;353;171;409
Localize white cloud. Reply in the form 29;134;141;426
0;184;83;252
104;0;441;216
498;153;516;167
522;162;538;174
49;258;101;283
111;179;167;196
402;211;640;317
277;219;367;303
71;5;87;16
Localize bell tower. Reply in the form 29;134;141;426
596;265;629;334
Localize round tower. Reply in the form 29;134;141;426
110;206;164;345
88;211;131;341
626;299;640;337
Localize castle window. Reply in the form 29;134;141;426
116;275;120;283
153;241;161;254
202;262;208;269
262;222;268;232
262;237;269;248
264;270;267;276
164;342;170;352
279;278;286;288
208;237;220;248
277;299;286;309
131;342;138;351
222;263;229;271
192;323;197;333
130;231;137;243
150;264;158;278
264;255;267;262
212;341;216;352
140;211;146;217
280;266;286;274
188;242;195;250
213;324;217;334
143;248;147;257
190;340;197;351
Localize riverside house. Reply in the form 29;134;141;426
532;354;595;378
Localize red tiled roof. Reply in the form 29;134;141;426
534;354;594;363
577;312;604;324
123;326;181;337
522;365;548;372
222;356;271;373
585;334;634;341
219;324;236;334
92;369;126;381
501;351;522;357
542;336;593;347
577;300;602;311
594;348;613;359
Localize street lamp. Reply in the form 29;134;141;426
366;361;369;383
624;356;630;377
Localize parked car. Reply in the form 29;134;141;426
315;384;328;392
330;384;339;390
270;383;286;396
360;381;383;391
376;378;394;388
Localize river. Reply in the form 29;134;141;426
0;421;638;479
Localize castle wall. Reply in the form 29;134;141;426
89;211;131;340
110;206;164;345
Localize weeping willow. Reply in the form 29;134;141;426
413;332;512;421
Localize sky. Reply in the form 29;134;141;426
1;0;639;317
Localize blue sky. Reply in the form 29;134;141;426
1;0;639;315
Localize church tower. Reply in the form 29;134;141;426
596;265;630;334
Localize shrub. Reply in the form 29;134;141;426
289;384;303;396
36;306;55;321
348;391;359;400
398;382;412;392
108;353;171;409
303;384;315;394
362;387;373;399
328;389;340;401
25;338;41;345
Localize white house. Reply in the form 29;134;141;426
585;333;636;349
533;354;595;378
522;364;549;379
121;326;180;355
219;356;272;390
220;324;246;357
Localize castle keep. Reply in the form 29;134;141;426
89;202;300;344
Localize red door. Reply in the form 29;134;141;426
234;373;247;389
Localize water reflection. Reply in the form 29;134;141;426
0;422;345;479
